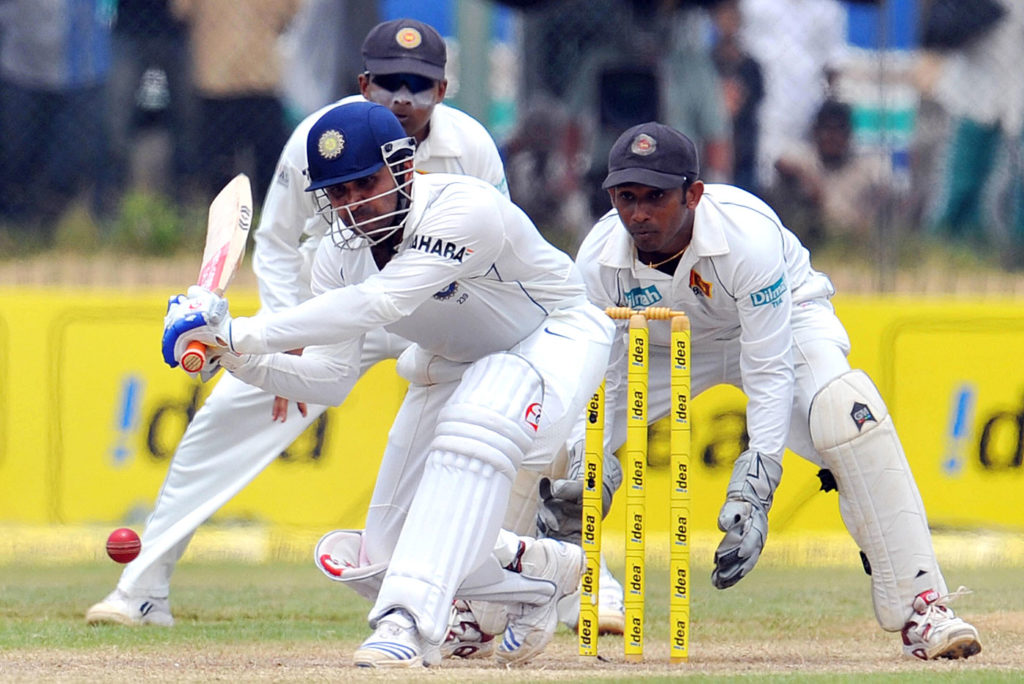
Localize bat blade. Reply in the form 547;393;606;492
179;174;253;374
196;173;253;295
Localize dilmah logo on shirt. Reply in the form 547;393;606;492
750;275;787;308
410;235;473;262
624;284;663;308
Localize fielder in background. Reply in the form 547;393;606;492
158;100;615;668
564;121;982;661
85;18;508;639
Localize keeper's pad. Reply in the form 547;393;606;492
371;353;544;644
809;369;947;630
314;529;386;602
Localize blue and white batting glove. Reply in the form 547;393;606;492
161;285;233;369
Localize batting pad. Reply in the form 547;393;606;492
313;529;386;602
809;369;947;630
370;353;544;644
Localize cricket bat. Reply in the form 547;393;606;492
179;173;253;374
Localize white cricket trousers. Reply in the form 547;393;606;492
364;304;614;643
116;330;409;597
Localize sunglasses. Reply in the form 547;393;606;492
365;72;438;109
369;73;437;94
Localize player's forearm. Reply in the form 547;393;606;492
739;325;794;461
229;286;403;354
223;349;359;406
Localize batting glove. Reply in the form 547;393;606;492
161;286;233;369
712;450;782;589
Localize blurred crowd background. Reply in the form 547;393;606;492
1;0;1022;282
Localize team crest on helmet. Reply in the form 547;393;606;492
631;133;656;156
396;27;422;49
317;129;345;160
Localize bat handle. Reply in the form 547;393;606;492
180;341;207;373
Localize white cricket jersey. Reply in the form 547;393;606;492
232;173;587;364
252;97;508;313
576;184;835;459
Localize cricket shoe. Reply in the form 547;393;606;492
353;608;441;668
441;600;496;659
496;539;585;666
85;590;174;627
901;586;982;660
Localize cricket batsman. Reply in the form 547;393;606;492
86;18;614;654
159;100;615;668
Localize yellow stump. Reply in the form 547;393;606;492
624;314;648;661
669;314;691;663
594;306;692;663
578;383;604;657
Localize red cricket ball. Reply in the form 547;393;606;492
106;527;141;563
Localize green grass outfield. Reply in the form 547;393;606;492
1;525;1022;682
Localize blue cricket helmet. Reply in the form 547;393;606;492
305;101;413;191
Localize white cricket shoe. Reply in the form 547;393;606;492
496;539;585;666
353;608;441;668
441;600;496;659
85;590;174;627
597;555;625;635
901;587;982;661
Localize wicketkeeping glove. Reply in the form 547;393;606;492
536;440;622;544
161;285;233;370
712;449;782;589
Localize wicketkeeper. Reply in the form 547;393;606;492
541;121;982;661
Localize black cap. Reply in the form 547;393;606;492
602;122;700;190
362;18;446;81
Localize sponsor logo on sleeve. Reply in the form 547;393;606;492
749;275;787;308
411;235;473;262
624;284;663;308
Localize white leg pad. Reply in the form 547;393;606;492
809;369;947;630
370;353;543;644
313;530;386;602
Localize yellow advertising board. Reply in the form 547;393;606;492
0;289;1022;537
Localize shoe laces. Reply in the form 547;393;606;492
911;586;972;627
